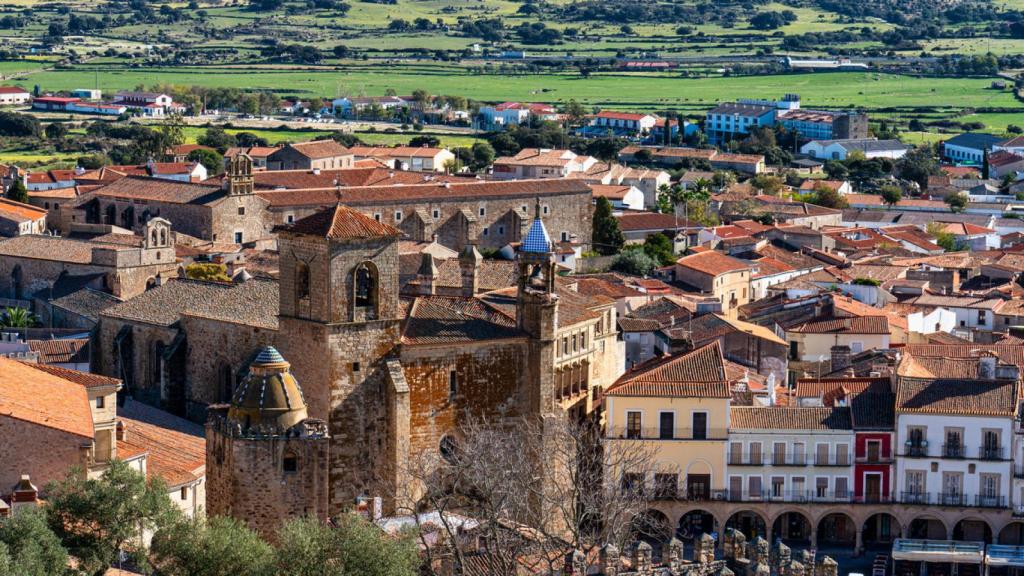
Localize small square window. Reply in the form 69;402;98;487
374;213;381;222
96;396;104;409
432;209;440;219
283;455;298;473
237;206;245;215
479;207;486;217
394;211;402;222
234;232;243;244
287;214;294;223
498;226;504;235
542;205;549;215
353;362;360;372
482;228;489;236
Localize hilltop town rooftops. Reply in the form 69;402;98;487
347;145;450;159
0;198;46;223
118;399;205;488
607;341;731;398
787;315;890;335
895;353;1019;417
282;140;351;159
730;406;852;430
676;250;752;276
0;357;94;439
401;295;521;345
281;203;403;240
79;176;223;205
0;234;132;264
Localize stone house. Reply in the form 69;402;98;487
266;140;354;171
0;198;47;237
257;178;594;251
61;156;270;244
0;218;179;301
674;251;752;319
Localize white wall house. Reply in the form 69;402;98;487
801;138;908;161
906;307;957;337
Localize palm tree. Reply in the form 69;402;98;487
0;307;37;328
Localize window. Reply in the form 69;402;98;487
479;207;486;217
432;208;440;219
482;228;488;236
287;214;295;224
180;486;188;500
352;362;360;372
498;226;504;235
816;443;829;465
748;476;762;499
562;337;569;355
295;261;310;300
283;454;298;473
793;442;805;465
237;206;245;215
981;473;1000;502
659;412;674;440
692;412;708;440
234;232;243;244
621;473;644;494
749;442;762;465
440;436;458;464
581;332;587;349
374;213;381;222
774;442;787;465
542;205;549;215
866;440;882;462
394;210;402;222
730;442;742;464
448;370;457;400
561;231;569;242
850;341;863;353
944;428;963;458
906;470;925;495
835;477;849;499
816;477;829;498
772;476;785;498
836;444;849;466
572;335;577;351
626;411;642;439
96;396;105;409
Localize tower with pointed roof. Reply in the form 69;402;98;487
517;198;560;415
205;346;329;539
274;203;408;514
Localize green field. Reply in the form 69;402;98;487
16;68;1020;114
175;125;484;147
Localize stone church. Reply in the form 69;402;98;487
95;200;623;534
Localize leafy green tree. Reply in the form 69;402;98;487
879;185;902;208
46;460;176;575
898;145;939;190
926;222;957;251
277;515;419;576
944;191;968;213
642;232;675;266
6;179;28;203
592;196;624;255
563;99;587;127
0;508;68;576
807;183;849;209
408;134;440;148
0;306;38;328
468;141;495;172
44;122;68;140
611;249;657;276
150;516;276;576
187;148;224;175
198;126;237;153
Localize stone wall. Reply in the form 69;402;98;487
0;418;90;497
205;412;330;540
208;193;272;244
94;317;179;409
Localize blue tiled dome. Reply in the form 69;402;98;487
522;216;552;254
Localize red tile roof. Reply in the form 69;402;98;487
787;315;890;335
281;140;351;160
117;401;205;488
281;203;402;239
20;362;120;389
27;338;89;365
606;341;731;398
675;250;751;276
729;406;852;430
0;358;94;438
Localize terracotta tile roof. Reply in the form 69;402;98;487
0;357;93;439
795;376;891;404
494;148;584;167
168;144;213;156
675;250;751;276
118;400;204;488
348;145;447;159
103;277;279;328
988;150;1024;168
0;235;97;263
27;338;90;364
911;293;1002;310
606;341;731;398
28;186;78;200
280;140;351;160
616;212;699;232
0;198;46;223
0;86;28;95
81;176;223;205
618;297;691;332
570;276;643;299
257;179;591;208
281;203;402;239
942;222;994;235
246;167;461;190
895;353;1018;417
787;314;890;335
730;406;852;430
224;146;281;158
590;184;633;200
401;296;520;345
20;362;120;389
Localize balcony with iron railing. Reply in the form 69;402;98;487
854;453;894;464
899;492;1007;509
903;441;929;458
979;445;1006;461
609;426;729;441
942;443;965;459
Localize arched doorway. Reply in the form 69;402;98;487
863;513;902;549
998;522;1024;545
678;510;718;544
634;509;673;545
773;511;812;547
725;510;768;541
908;517;947;540
818;513;856;548
954;519;992;543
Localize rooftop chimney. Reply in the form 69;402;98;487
830;345;852;373
10;475;38;512
116;420;128;442
979;355;997;380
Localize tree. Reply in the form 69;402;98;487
46;460;176;575
159;114;186;148
397;417;657;576
643;232;675;266
944;191;968;213
333;44;351;58
468;141;495;172
277;515;419;576
235;132;269;147
408;134;440;147
6;179;28;203
926;221;957;251
898;145;939;190
442;157;463;174
44;122;67;140
150;516;276;576
188;148;224;175
0;508;68;576
563;99;587;127
879;185;902;208
612;249;657;276
807;183;849;209
0;112;41;137
592;196;624;255
0;306;38;328
749;174;785;196
185;263;231;282
198;126;237;152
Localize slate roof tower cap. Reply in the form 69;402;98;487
521;197;553;254
228;346;309;431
